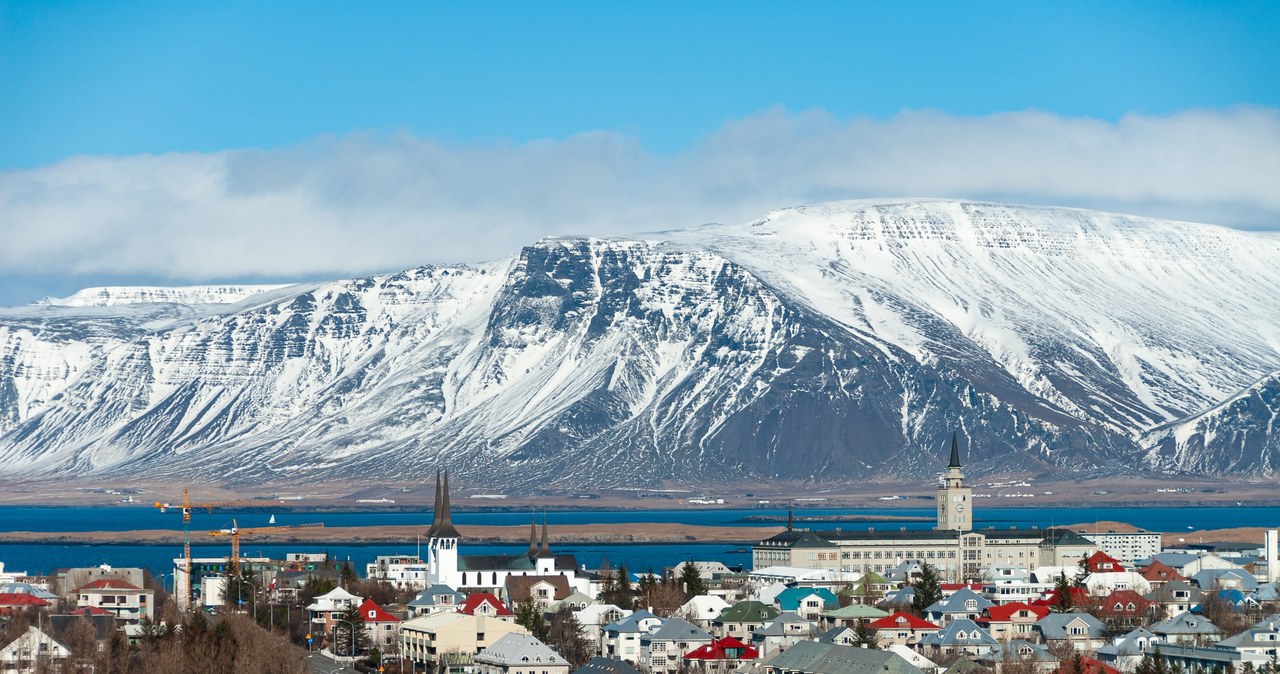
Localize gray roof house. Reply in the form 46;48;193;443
919;618;999;656
573;657;644;674
1097;627;1159;671
761;640;925;674
924;589;995;626
1191;569;1259;593
475;633;569;674
640;617;712;674
408;584;466;616
976;641;1058;674
1148;612;1222;645
1034;613;1109;651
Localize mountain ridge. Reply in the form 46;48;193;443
2;200;1277;489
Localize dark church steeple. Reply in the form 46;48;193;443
949;431;962;468
536;516;554;559
426;468;460;540
525;516;538;558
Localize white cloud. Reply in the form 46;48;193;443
1;107;1278;285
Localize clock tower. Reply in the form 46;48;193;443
936;432;972;532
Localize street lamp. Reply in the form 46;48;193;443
331;618;358;659
238;578;259;622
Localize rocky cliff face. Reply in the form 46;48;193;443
2;200;1277;489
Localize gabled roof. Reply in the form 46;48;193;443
775;587;839;611
409;585;465;608
357;598;401;623
683;636;759;660
0;593;51;607
475;633;563;667
1191;568;1258;592
1031;587;1091;608
761;640;924;674
505;575;571;602
754;612;814;637
920;618;999;647
1098;627;1158;658
868;611;941;631
1138;560;1186;583
77;578;142;591
824;604;888;620
1055;656;1119;674
1149;611;1223;636
1095;590;1153;614
815;626;857;644
643;617;711;643
65;606;115;616
981;602;1049;623
603;610;661;634
717;601;779;623
573;657;643;674
926;588;994;614
979;640;1056;664
1035;613;1108;640
460;593;514;616
1086;551;1127;573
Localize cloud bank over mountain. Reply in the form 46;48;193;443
2;107;1278;293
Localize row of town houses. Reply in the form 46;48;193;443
2;447;1280;674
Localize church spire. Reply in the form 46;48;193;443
536;515;554;559
786;504;794;532
426;469;442;538
949;432;962;468
525;516;538;558
434;470;461;539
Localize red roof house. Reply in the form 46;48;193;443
66;606;115;617
1085;552;1126;573
866;611;941;646
0;593;51;614
1138;560;1186;585
683;636;759;664
1056;656;1121;674
356;598;401;648
459;592;514;617
977;602;1049;641
1032;587;1091;609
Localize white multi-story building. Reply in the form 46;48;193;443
1081;530;1162;563
367;555;429;590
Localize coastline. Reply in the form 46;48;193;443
0;521;1273;548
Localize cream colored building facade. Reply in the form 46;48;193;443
753;439;1094;582
401;611;529;673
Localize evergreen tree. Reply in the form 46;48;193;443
678;562;707;598
515;598;550;642
853;620;879;648
616;564;632;598
340;561;357;589
1052;572;1075;613
333;602;368;656
910;563;943;615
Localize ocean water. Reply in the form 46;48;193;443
1;505;1277;578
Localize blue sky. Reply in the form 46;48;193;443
1;1;1279;304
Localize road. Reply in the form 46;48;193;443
303;652;360;674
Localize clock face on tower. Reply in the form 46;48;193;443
955;504;965;512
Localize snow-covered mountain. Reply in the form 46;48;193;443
1;200;1277;489
35;285;289;308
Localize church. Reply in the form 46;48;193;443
752;433;1096;582
423;470;592;599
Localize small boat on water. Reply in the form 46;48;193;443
268;514;276;525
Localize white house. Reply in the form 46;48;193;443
0;627;71;674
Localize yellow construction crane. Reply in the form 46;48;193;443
153;487;287;608
208;519;325;578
